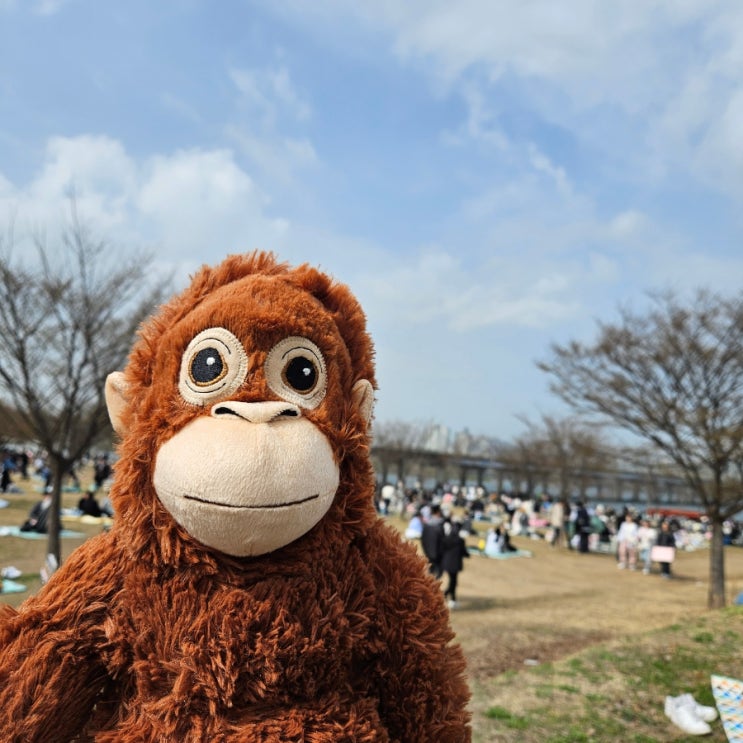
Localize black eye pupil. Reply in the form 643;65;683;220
191;347;224;386
284;356;317;392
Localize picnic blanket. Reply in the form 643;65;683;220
62;514;113;526
1;579;27;594
712;674;743;743
0;526;86;540
472;547;533;560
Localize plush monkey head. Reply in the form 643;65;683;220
105;252;376;561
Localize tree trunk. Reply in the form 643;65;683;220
379;459;389;487
397;458;405;484
47;455;63;570
708;518;726;609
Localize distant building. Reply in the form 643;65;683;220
423;424;451;452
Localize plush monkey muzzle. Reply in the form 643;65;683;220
152;400;340;557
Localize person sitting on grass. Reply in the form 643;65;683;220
20;490;53;534
78;488;103;518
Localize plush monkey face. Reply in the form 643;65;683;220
106;260;374;558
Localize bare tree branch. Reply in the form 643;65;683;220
538;288;743;607
0;207;171;564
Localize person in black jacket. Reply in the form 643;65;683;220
575;501;591;553
441;518;469;609
656;519;676;578
78;488;103;518
421;504;444;578
20;491;53;533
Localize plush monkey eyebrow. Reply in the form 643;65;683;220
182;494;319;509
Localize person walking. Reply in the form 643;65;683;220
441;518;469;609
421;504;445;578
93;454;112;492
1;451;16;493
637;518;658;574
549;498;566;547
616;512;640;570
575;501;591;553
655;520;676;578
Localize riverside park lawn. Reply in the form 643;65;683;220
1;475;742;742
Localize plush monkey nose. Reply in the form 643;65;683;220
210;400;301;423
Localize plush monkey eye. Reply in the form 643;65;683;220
179;327;248;406
190;347;227;387
283;355;318;392
265;336;327;409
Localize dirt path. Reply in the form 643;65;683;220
447;531;742;681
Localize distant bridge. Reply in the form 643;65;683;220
370;446;698;508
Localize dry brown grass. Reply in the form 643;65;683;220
2;477;741;741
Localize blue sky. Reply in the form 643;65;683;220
2;1;743;443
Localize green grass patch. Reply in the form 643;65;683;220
484;706;530;730
476;607;743;742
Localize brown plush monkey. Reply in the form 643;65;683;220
0;252;470;742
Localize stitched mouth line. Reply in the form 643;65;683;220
182;493;320;509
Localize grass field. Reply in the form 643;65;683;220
438;517;743;742
1;472;742;742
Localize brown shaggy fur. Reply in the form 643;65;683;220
0;252;471;742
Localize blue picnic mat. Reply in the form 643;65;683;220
477;548;533;559
0;526;85;539
1;579;27;594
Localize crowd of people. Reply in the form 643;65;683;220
0;447;115;534
381;480;742;585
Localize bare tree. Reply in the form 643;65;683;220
499;422;552;496
371;419;433;485
0;211;170;565
615;445;680;511
514;414;614;499
0;402;33;448
538;289;743;608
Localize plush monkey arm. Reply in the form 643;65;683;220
364;523;471;743
0;534;122;743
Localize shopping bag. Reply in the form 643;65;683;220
650;545;675;563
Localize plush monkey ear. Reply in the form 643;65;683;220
105;371;130;437
352;379;374;427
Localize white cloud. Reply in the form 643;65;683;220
272;0;693;109
159;93;203;126
0;0;68;14
0;171;15;198
527;144;572;198
33;0;66;15
695;86;743;190
226;63;319;189
359;248;595;333
225;126;318;187
137;147;289;260
607;210;649;241
441;79;509;150
230;65;312;126
0;135;137;234
0;136;291;275
267;1;743;199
